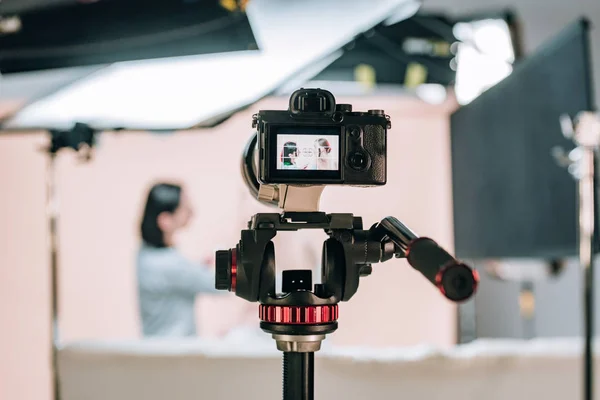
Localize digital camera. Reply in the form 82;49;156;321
252;88;390;186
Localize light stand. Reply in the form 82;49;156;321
556;112;600;400
46;150;61;400
42;123;96;400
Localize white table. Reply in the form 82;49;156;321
58;333;598;400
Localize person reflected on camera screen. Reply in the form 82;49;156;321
136;182;222;338
314;138;337;170
280;141;299;169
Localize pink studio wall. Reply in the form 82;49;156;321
0;100;23;119
0;95;458;400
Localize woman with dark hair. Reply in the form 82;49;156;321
136;182;219;337
280;141;298;169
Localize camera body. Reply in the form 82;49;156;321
253;88;390;186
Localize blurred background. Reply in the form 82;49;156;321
1;0;599;399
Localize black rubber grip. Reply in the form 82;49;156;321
215;250;232;291
406;237;477;302
406;238;453;283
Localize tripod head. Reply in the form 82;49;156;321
216;208;478;350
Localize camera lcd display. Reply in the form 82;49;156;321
266;126;342;183
277;134;340;171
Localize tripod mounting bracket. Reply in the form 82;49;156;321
258;184;325;212
218;211;379;305
554;112;600;180
569;112;600;149
45;122;96;157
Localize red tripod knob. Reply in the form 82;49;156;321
259;305;339;324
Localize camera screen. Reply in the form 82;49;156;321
267;126;342;183
276;134;340;171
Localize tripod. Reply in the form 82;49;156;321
216;187;479;400
42;123;96;400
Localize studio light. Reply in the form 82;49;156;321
1;0;412;131
297;8;518;106
0;0;258;73
453;18;515;105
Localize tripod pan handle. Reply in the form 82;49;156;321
406;237;478;302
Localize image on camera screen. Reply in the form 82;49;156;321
277;134;340;171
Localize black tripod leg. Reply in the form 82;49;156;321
282;352;314;400
584;261;594;400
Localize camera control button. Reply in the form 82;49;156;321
368;109;385;116
348;151;370;171
332;111;344;123
348;125;361;139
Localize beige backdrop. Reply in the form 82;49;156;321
0;95;459;400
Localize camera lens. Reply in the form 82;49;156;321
348;150;369;171
348;125;361;140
